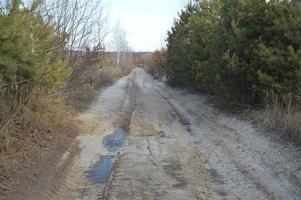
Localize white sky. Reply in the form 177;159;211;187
103;0;188;51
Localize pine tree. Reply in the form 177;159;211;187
0;0;70;107
165;0;301;106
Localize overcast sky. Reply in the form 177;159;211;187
104;0;188;51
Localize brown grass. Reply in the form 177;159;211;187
93;68;123;88
253;103;301;143
67;65;134;111
0;95;79;198
75;113;100;134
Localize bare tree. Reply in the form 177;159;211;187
37;0;108;91
111;22;133;70
39;0;107;53
1;0;107;54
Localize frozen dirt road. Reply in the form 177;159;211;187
54;68;301;200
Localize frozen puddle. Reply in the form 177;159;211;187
86;155;115;184
103;128;127;151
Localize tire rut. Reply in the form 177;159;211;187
156;82;301;200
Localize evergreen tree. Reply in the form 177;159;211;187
0;0;70;105
165;0;301;106
165;3;198;87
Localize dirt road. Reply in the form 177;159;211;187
53;68;301;200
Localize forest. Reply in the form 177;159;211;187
165;0;301;137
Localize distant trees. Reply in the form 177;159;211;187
144;51;166;77
165;0;301;106
111;22;133;70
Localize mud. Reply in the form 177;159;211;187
51;68;300;200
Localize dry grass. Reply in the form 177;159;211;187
94;65;134;88
0;95;79;198
75;113;100;134
67;66;134;111
93;68;123;88
254;103;301;142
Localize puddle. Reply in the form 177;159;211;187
85;129;126;184
86;155;115;184
103;128;126;151
158;130;166;138
208;168;225;184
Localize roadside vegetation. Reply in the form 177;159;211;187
145;51;166;78
164;0;301;140
0;0;134;198
67;22;135;111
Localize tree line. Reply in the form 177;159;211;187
165;0;301;107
